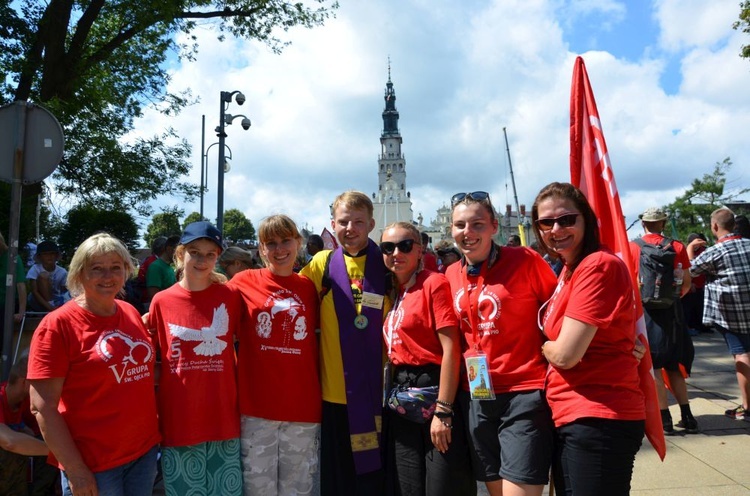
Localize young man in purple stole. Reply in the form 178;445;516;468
301;191;390;495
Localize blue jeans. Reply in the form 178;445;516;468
61;445;158;496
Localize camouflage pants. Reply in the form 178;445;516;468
240;415;320;496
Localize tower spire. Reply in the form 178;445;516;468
382;60;399;136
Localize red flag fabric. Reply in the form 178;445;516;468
569;56;666;460
320;228;338;250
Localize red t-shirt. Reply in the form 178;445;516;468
148;283;241;447
445;246;557;393
1;382;39;436
228;269;321;423
423;252;439;272
541;251;645;427
27;300;160;472
385;270;457;366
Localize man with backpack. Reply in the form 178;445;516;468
630;207;698;435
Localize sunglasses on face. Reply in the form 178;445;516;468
535;213;579;232
451;191;490;206
380;239;417;255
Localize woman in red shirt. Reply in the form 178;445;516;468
533;182;645;496
446;192;557;496
380;222;475;495
28;233;160;496
228;214;321;495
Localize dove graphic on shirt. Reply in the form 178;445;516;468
168;303;229;356
270;297;302;319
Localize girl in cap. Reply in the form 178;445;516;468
228;214;321;496
147;221;243;496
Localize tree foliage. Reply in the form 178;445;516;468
57;204;140;259
663;158;749;241
183;211;208;229
0;0;338;217
144;207;183;247
735;1;750;60
223;208;256;243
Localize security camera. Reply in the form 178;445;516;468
235;92;246;105
241;118;251;130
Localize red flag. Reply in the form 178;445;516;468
569;56;666;460
320;228;338;250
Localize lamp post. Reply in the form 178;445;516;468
216;90;251;234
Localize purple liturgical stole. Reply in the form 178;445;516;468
329;240;386;474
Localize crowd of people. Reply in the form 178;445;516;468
2;185;749;496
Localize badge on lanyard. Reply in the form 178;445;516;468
354;314;369;329
464;350;495;400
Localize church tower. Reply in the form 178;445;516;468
371;63;414;240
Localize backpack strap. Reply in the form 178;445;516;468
319;250;335;299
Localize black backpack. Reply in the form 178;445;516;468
634;237;677;309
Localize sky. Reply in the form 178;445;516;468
138;0;750;240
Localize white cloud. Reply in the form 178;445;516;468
135;0;750;242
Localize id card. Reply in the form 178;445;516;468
464;351;495;400
362;291;384;310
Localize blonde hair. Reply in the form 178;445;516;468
259;214;302;244
381;221;422;243
67;233;136;297
173;243;227;284
331;191;374;218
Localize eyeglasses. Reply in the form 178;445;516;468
380;239;417;255
535;213;579;232
451;191;490;206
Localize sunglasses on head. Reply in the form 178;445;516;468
380;239;417;255
535;213;579;232
451;191;490;206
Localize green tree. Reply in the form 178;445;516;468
664;158;749;241
223;208;256;243
144;208;183;247
735;1;750;60
0;0;338;216
183;211;208;229
57;204;140;259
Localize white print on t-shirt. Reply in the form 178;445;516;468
384;306;404;350
168;303;230;357
96;330;153;384
293;316;308;341
454;285;502;336
256;290;308;349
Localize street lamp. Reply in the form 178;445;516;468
216;90;251;234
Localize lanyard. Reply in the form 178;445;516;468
462;261;488;352
383;272;416;358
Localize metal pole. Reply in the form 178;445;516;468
503;127;522;231
200;114;205;219
2;101;27;381
217;92;227;234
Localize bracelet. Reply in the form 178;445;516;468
436;399;453;409
438;418;453;429
434;410;453;419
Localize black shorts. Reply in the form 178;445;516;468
458;389;554;485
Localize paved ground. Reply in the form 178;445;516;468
8;324;748;495
497;331;750;496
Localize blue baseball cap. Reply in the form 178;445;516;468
180;222;223;251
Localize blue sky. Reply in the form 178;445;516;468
136;0;750;240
